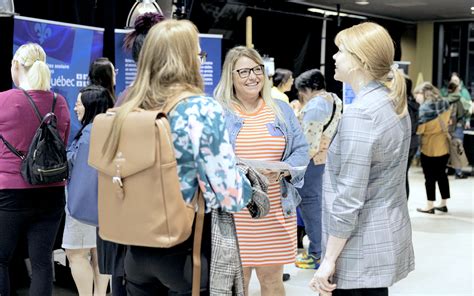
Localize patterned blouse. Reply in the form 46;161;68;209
169;96;251;213
298;92;342;164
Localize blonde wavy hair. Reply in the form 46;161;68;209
213;46;284;122
13;43;51;91
335;22;407;115
413;82;442;102
103;19;204;160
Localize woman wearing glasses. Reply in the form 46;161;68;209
214;46;309;296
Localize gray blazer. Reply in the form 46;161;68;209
322;81;415;289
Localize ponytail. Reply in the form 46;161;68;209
388;68;407;116
27;60;51;91
13;43;51;91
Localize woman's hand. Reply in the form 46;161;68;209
309;258;337;295
258;169;282;183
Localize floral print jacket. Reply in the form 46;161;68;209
169;96;252;213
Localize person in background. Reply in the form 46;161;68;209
88;57;116;101
405;77;419;198
116;12;165;106
271;68;293;104
214;46;309;296
293;69;342;270
0;43;71;296
441;72;472;126
102;19;251;295
415;82;452;214
83;56;125;296
98;12;165;296
311;22;414;296
62;85;114;296
445;81;470;179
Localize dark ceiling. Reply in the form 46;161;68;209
289;0;474;22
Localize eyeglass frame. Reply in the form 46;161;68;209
233;64;265;79
198;51;207;63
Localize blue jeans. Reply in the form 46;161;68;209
296;162;324;258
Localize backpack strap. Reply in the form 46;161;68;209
192;190;205;296
51;92;57;113
322;98;337;133
22;89;43;123
0;134;25;159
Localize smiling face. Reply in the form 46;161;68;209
74;93;85;122
333;45;357;83
232;56;264;103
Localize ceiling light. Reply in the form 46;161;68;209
471;7;474;10
355;0;370;5
307;7;367;19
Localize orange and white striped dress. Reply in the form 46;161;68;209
234;101;297;266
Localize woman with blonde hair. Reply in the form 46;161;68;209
214;46;309;296
0;43;70;295
100;19;251;295
310;22;414;296
414;82;451;214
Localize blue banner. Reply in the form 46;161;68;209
114;31;222;97
199;34;222;96
13;16;104;144
114;29;135;97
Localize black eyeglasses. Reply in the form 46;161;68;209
233;64;264;79
198;51;207;63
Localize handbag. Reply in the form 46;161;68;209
437;116;469;169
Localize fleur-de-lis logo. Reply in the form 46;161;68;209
34;23;52;44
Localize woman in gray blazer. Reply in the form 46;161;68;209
310;22;415;296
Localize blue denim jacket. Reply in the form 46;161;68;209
224;99;309;217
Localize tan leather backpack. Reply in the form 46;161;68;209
88;96;204;295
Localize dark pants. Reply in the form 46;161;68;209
125;214;211;296
333;287;388;296
420;153;451;201
405;147;418;199
0;187;65;296
112;276;127;296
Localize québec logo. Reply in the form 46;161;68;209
50;74;89;88
34;23;51;44
76;74;89;87
51;76;75;87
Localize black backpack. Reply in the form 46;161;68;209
0;90;68;185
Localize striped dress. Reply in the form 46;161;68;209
234;101;297;266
